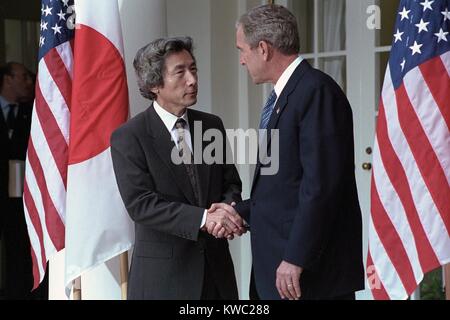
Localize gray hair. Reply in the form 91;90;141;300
133;37;195;101
237;4;300;55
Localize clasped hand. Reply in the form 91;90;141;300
203;202;247;240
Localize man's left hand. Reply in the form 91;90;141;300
276;261;303;300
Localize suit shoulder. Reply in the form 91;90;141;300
111;109;147;143
304;67;344;93
189;109;223;126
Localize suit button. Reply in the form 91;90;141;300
252;202;256;206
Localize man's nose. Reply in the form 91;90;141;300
186;71;197;85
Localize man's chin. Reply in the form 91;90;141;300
186;98;197;107
251;77;262;85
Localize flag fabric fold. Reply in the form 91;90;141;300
64;0;134;293
24;0;74;290
23;0;134;294
367;0;450;300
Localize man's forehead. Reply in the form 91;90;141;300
166;53;195;68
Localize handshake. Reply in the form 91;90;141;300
202;203;248;240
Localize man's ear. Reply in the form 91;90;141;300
258;41;271;61
150;86;160;95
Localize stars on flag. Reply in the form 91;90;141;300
40;20;48;31
39;0;75;56
442;8;450;21
52;23;62;35
394;29;404;43
420;0;434;12
434;28;449;43
409;41;423;55
399;7;411;21
393;2;450;74
57;9;66;21
415;19;430;33
43;5;52;17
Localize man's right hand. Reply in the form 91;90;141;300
206;203;246;239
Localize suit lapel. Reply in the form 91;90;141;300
188;110;211;208
0;104;29;141
252;60;312;192
12;105;30;137
145;105;197;205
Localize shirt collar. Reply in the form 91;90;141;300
0;95;15;110
274;55;303;98
153;101;189;132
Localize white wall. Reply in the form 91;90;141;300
119;0;168;117
166;0;212;113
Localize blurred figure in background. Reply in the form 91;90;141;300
0;62;47;299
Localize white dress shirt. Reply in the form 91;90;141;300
273;55;304;105
153;101;207;228
153;101;193;152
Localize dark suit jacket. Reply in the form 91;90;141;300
111;105;241;300
235;60;364;300
0;103;32;237
0;102;34;298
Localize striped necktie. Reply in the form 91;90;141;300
259;90;277;129
175;118;192;164
175;118;199;204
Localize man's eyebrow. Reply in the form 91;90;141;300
174;63;188;69
172;62;196;71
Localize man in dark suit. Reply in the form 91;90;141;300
211;4;364;300
0;62;35;299
111;37;245;300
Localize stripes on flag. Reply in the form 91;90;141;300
23;0;74;289
367;0;450;300
24;0;133;293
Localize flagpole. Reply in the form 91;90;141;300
445;264;450;300
120;252;129;300
72;277;82;300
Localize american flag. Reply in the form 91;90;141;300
367;0;450;299
23;0;74;289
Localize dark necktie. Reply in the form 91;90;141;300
259;90;277;129
6;104;16;138
6;104;16;130
175;118;200;204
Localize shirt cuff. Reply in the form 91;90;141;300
200;209;208;229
